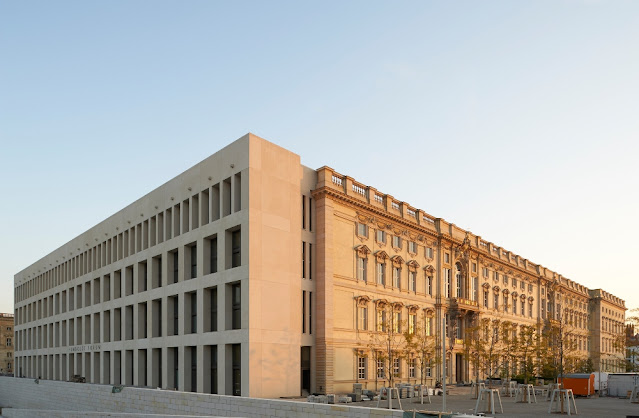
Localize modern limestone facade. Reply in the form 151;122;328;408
14;134;316;398
14;133;625;398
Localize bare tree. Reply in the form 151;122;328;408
367;300;407;390
404;309;438;386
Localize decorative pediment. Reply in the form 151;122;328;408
520;294;527;300
392;301;404;310
528;296;534;302
354;245;371;258
511;291;518;298
423;308;435;317
423;265;435;274
482;282;491;290
374;298;389;308
406;260;420;271
374;250;389;263
390;255;404;267
356;212;375;224
493;286;501;293
406;304;419;313
502;289;510;295
354;295;371;306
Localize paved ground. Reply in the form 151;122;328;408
297;386;639;417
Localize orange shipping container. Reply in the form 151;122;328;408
558;373;595;397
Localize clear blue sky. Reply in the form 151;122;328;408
1;1;638;315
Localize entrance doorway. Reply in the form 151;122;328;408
301;346;311;395
455;353;463;383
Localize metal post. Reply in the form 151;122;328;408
442;316;446;412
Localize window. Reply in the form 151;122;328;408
376;310;386;332
426;276;433;296
393;358;400;377
425;247;433;258
482;267;489;278
409;271;416;292
444;253;450;263
528;284;533;292
209;287;217;332
521;300;525;316
358;357;367;380
494;271;499;282
512;278;517;288
503;275;508;285
231;229;241;268
392;235;402;249
302;196;306;229
529;301;533;317
393;267;401;289
357;223;368;238
302;291;306;333
483;290;489;307
231;283;241;329
357;257;367;282
409;313;416;334
409;358;416;378
425;316;432;336
494;294;499;309
409;241;417;253
302;242;306;279
172;251;179;284
190;245;197;279
377;262;386;286
503;295;508;312
189;292;197;333
358;306;368;330
5;338;11;347
456;270;462;298
393;311;401;333
209;237;218;274
444;269;451;298
376;230;386;244
377;358;385;379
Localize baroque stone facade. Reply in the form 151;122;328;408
13;134;625;398
313;166;626;393
0;313;14;375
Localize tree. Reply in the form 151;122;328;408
513;324;542;384
404;309;438;386
626;308;639;372
367;300;407;390
463;317;510;387
539;304;587;382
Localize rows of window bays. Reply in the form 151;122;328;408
17;173;244;304
15;282;242;352
16;228;241;328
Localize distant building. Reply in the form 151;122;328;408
0;313;14;375
13;134;627;397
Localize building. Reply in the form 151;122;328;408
0;313;14;375
588;289;627;373
14;133;626;397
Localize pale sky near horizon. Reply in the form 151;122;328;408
1;1;638;316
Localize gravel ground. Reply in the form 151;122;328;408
294;386;639;417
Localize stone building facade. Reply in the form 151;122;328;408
14;134;625;397
0;313;14;375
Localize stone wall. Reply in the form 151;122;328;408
0;377;402;418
